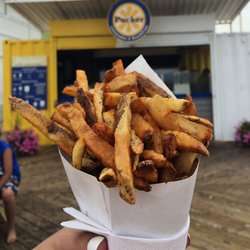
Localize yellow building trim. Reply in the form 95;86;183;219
50;19;112;38
56;36;116;50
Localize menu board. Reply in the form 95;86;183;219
12;56;47;110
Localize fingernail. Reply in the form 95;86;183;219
87;236;105;250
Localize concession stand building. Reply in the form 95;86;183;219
3;0;250;143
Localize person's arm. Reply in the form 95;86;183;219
0;148;13;187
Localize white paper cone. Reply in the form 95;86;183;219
60;55;200;249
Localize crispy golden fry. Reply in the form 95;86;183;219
9;97;76;155
93;83;104;123
136;73;170;97
115;94;135;204
104;92;121;109
182;115;213;128
130;130;144;155
134;160;158;184
143;113;163;154
47;122;75;156
62;104;115;169
103;109;115;131
104;59;124;82
162;113;213;143
131;113;154;142
105;72;137;93
142;95;190;124
99;168;117;187
76;70;88;92
142;150;166;168
72;137;85;169
162;131;209;156
133;176;151;192
62;85;78;97
162;133;178;159
158;162;177;183
183;95;197;115
9;96;51;136
51;110;73;133
92;122;114;145
76;89;97;126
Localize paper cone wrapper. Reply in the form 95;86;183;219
60;56;199;249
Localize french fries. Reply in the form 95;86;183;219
76;70;88;92
105;72;137;92
132;113;154;142
72;137;85;169
10;58;213;204
130;129;144;155
103;109;115;131
93;83;104;123
104;59;124;82
161;131;209;156
115;94;135;204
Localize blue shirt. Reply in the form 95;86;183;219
0;140;21;182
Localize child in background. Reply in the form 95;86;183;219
0;139;21;244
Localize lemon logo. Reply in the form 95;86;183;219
108;0;151;41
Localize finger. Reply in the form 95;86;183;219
87;236;107;250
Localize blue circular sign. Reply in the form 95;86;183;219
108;0;151;41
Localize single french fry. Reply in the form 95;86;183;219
182;115;213;128
131;113;154;142
104;92;122;109
92;122;114;145
134;160;158;183
72;137;85;169
143;112;163;154
103;109;115;131
99;168;117;187
104;59;125;82
162;131;209;156
9;96;51;136
76;70;88;92
162;113;213;143
115;94;135;204
142;150;166;168
62;85;78;97
105;72;137;93
133;176;151;192
93;83;104;123
130;129;144;155
76;89;97;126
142;95;190;125
136;73;170;97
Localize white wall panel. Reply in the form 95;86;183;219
212;34;250;140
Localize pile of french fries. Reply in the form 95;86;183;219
9;59;213;204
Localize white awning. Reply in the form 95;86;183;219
5;0;249;31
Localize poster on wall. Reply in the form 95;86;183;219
12;56;47;110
